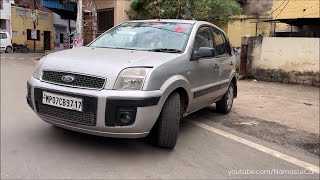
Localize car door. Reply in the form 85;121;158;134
211;27;234;97
187;26;221;112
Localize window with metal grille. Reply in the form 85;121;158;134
27;29;40;41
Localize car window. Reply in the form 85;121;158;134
0;33;7;39
211;27;231;56
223;35;232;55
192;26;214;54
90;22;193;53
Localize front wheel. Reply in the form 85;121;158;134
216;82;234;114
150;92;181;149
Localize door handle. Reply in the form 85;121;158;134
213;64;219;70
230;61;234;66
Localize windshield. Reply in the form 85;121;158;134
89;22;193;53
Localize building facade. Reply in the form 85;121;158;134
224;0;273;47
95;0;131;31
83;0;131;44
271;0;320;33
11;5;55;51
0;0;13;35
226;0;320;47
53;12;76;49
39;0;77;49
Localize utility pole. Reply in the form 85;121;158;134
33;0;36;52
185;0;190;19
76;0;83;40
68;19;71;48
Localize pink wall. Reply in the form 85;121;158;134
6;19;11;36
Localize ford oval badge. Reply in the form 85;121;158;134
61;75;75;83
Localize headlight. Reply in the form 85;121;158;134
114;68;151;90
33;57;46;80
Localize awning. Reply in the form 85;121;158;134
262;18;320;26
40;0;77;20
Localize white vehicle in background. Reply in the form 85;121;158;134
0;31;13;53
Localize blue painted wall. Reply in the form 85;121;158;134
41;0;76;12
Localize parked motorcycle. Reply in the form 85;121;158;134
13;43;29;53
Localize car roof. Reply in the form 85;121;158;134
127;19;199;24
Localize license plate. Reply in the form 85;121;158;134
42;91;83;112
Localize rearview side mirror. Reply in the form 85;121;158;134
191;47;215;60
199;47;215;57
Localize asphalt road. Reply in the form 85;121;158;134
1;53;319;179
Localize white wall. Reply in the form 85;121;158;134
0;0;13;20
53;13;76;29
253;37;320;72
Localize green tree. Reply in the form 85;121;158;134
127;0;242;24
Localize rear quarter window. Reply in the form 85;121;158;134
0;33;8;39
211;27;232;56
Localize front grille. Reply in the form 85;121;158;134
34;88;98;126
42;71;106;89
38;104;96;126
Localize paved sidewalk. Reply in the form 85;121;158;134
234;80;320;134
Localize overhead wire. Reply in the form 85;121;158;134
275;0;291;19
269;0;289;16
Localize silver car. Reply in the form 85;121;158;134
27;20;237;148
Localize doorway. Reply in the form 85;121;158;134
97;8;114;35
44;31;51;50
60;33;64;44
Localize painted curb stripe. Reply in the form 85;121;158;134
192;121;320;174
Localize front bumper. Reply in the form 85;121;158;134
27;77;164;138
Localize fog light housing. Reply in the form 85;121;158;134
116;107;137;126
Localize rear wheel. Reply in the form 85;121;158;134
5;46;13;53
22;47;29;53
216;82;234;114
149;92;180;149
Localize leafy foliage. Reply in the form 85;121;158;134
127;0;242;23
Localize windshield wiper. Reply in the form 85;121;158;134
148;48;182;53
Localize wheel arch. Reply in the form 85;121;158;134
172;87;189;116
5;45;13;53
230;73;238;98
159;75;193;115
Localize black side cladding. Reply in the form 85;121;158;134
26;82;33;109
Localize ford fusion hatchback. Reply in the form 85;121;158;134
27;20;237;148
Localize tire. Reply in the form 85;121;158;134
150;92;181;149
5;46;13;53
216;82;234;114
22;47;29;53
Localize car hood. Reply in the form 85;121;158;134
40;47;181;89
